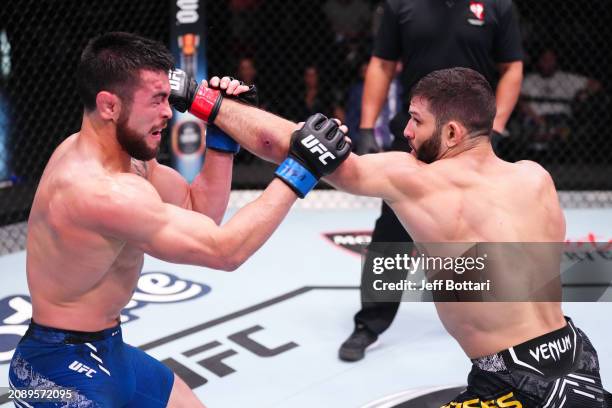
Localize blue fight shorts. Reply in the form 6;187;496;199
8;321;174;407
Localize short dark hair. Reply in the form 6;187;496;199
76;32;174;111
410;67;496;137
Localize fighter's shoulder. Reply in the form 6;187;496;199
89;171;160;205
514;160;555;188
389;154;447;194
383;151;424;178
62;170;161;226
514;160;550;176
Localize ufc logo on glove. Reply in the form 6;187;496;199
301;135;336;165
168;69;185;91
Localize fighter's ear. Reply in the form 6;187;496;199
96;91;120;122
445;121;467;147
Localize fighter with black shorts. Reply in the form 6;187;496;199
445;318;611;407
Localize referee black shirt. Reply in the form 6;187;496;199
375;0;523;96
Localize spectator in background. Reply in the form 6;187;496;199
285;65;341;123
344;60;402;151
520;48;602;143
236;56;257;85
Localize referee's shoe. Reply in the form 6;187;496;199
338;326;379;362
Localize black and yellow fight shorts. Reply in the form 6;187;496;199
442;317;611;408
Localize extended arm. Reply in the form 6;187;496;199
214;99;294;164
216;102;418;202
72;173;296;271
167;71;412;200
178;89;419;202
325;151;418;202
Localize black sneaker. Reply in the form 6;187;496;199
338;327;379;362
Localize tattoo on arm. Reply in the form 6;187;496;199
131;159;148;178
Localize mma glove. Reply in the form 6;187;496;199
275;113;352;198
168;68;258;153
355;128;381;155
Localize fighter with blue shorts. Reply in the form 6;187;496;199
10;322;173;407
8;31;351;407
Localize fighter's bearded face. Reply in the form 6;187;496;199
116;70;172;161
404;97;443;164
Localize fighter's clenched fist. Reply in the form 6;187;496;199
275;113;352;198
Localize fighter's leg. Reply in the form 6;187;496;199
355;202;412;334
124;344;193;408
166;374;206;408
339;202;412;361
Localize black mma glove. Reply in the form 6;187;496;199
275;113;352;198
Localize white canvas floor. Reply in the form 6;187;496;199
0;201;611;407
